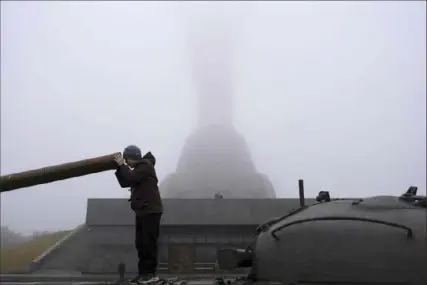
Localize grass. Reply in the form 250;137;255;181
0;230;71;273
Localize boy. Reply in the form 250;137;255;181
114;145;163;284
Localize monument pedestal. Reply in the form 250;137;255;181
160;125;276;199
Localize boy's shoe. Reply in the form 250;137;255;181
137;274;160;284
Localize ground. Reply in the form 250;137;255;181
1;280;214;285
0;278;218;285
0;230;70;273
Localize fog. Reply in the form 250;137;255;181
1;1;425;235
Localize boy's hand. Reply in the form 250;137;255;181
114;153;125;166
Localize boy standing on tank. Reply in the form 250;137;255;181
114;145;163;285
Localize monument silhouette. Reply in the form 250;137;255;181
161;17;276;198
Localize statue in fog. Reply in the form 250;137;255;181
114;145;163;285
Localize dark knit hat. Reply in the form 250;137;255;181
123;145;142;160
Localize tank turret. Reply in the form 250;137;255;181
218;181;427;285
0;152;120;192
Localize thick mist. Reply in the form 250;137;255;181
1;1;425;234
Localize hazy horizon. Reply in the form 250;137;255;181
1;1;425;235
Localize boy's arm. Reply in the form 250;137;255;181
116;163;152;188
115;169;131;188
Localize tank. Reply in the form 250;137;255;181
218;181;427;285
0;152;120;193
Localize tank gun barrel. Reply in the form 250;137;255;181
0;152;120;193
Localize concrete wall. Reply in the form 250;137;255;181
34;224;257;274
83;225;256;273
86;198;316;226
32;225;90;274
33;198;315;274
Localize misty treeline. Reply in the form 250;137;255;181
0;225;54;248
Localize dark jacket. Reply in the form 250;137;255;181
115;152;163;216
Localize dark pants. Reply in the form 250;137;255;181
135;213;162;276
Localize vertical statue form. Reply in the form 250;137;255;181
189;19;235;128
161;12;276;198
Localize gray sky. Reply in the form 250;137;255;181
1;1;425;235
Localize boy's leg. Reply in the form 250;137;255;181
138;213;162;283
129;216;144;284
151;213;162;275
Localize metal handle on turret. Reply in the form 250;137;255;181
0;152;121;193
270;216;414;240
